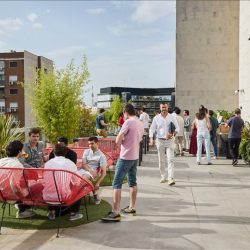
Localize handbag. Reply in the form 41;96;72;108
169;122;176;134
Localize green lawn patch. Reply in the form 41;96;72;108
0;197;111;230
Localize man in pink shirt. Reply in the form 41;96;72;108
101;104;144;221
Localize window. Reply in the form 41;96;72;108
9;62;17;68
0;75;4;86
0;101;5;114
9;75;17;85
0;89;4;98
10;89;18;95
13;115;19;125
10;102;18;112
0;61;4;70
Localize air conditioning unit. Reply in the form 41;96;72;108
7;108;11;113
11;107;17;112
9;81;14;85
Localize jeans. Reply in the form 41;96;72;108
228;138;241;160
197;131;211;163
210;136;217;157
112;158;138;189
156;138;175;180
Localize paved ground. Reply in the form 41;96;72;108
1;147;250;249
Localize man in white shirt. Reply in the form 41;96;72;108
149;103;179;185
44;144;83;221
140;108;150;133
78;136;107;205
174;108;185;156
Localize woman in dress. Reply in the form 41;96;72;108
118;112;124;132
189;113;205;156
195;105;212;165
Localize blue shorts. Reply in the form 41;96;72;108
112;158;138;189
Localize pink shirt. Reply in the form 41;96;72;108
120;116;144;160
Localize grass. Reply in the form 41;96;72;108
0;197;111;230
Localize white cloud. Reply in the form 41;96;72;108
87;8;105;14
125;41;175;56
92;41;104;47
0;30;10;37
110;1;127;8
131;1;176;24
44;46;85;57
33;23;43;29
27;13;38;22
107;22;164;37
0;17;24;30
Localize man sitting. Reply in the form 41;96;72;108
77;136;107;205
43;144;83;221
49;136;77;164
0;141;35;219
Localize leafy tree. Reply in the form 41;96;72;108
217;109;234;122
20;56;90;144
0;115;24;159
239;121;250;164
109;94;123;128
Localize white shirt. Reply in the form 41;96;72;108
43;156;77;202
82;149;107;172
140;112;149;128
149;113;180;139
175;115;184;137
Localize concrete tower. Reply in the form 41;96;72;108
176;0;239;118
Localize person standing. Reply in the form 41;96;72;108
118;112;124;132
101;104;144;221
195;105;212;165
149;103;179;185
19;128;45;168
96;108;110;138
139;107;150;133
208;110;219;159
174;108;185;156
183;110;191;152
225;108;244;166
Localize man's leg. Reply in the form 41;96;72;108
179;137;183;155
228;138;236;161
101;129;108;138
183;131;187;150
69;199;83;220
174;137;179;155
156;139;167;180
113;189;122;212
211;136;217;157
234;138;241;160
166;139;175;183
186;132;190;151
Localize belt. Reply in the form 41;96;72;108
158;138;166;140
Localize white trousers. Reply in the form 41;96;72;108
183;131;190;150
156;138;175;180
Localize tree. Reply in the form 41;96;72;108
0;115;24;159
21;56;90;144
109;94;123;128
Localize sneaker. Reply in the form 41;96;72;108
94;194;101;205
232;159;238;166
120;206;136;216
213;156;217;159
196;162;200;165
47;212;55;220
160;177;167;183
185;149;189;152
14;204;19;210
181;152;184;156
168;179;175;186
16;210;35;219
69;213;83;221
100;211;121;222
207;162;212;165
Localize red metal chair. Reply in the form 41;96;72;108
0;167;93;238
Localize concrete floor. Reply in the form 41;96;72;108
1;147;250;249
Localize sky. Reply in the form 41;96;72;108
0;1;176;105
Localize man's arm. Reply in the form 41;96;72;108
149;117;157;146
19;157;32;168
116;131;125;146
82;158;98;178
95;168;106;190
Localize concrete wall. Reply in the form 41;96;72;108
239;1;250;121
176;0;239;118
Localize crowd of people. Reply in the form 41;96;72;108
0;103;245;223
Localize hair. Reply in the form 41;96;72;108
88;136;98;143
204;108;208;114
174;106;179;112
195;113;199;119
119;112;123;117
155;110;160;114
141;107;146;112
235;108;241;115
197;105;206;120
58;136;68;145
54;144;67;157
175;108;181;115
184;110;189;115
29;127;41;136
99;108;105;113
6;140;23;157
160;103;168;107
124;104;135;116
209;110;214;116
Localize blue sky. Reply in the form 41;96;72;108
0;1;176;105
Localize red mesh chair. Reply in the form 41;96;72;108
0;167;93;238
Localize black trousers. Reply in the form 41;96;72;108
49;198;82;216
228;138;241;160
18;204;31;212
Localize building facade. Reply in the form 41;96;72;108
176;0;239;118
0;50;52;127
97;87;175;117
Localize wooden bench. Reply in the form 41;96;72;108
0;167;94;237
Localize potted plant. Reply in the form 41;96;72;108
239;121;250;164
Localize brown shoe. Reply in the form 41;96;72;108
207;162;212;165
196;162;200;165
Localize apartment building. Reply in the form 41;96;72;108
0;50;52;127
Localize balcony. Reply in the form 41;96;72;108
0;93;5;99
0;67;4;75
0;80;4;88
7;107;18;113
